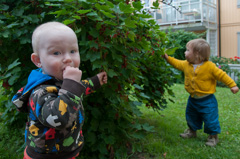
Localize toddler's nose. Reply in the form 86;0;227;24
63;53;72;63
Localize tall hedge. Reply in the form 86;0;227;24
0;0;177;158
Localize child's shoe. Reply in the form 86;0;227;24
205;135;219;147
180;129;197;138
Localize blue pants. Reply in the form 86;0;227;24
186;94;221;135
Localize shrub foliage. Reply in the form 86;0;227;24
0;0;177;158
166;29;205;60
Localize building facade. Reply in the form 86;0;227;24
219;0;240;58
142;0;240;58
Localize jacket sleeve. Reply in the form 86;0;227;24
167;56;186;72
211;63;237;88
80;75;101;95
29;79;86;130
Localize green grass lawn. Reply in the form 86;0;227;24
135;83;240;159
0;84;240;159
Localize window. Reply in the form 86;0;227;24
238;32;240;57
144;0;150;8
238;0;240;8
209;30;217;56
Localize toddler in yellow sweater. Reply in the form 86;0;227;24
164;39;239;146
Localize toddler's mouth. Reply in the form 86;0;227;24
63;66;69;70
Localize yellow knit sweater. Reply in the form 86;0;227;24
167;56;236;97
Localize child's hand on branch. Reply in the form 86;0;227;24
163;53;168;60
97;72;108;85
231;86;239;94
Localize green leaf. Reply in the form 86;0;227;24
100;10;115;18
137;14;152;19
132;123;141;130
119;2;134;13
87;52;101;62
11;67;21;74
165;47;179;55
6;23;19;29
103;20;117;26
28;15;39;23
86;12;103;21
92;62;101;70
2;30;10;38
89;41;98;49
108;69;117;78
77;9;92;14
1;72;11;80
106;1;114;8
72;15;81;20
133;101;143;106
89;28;99;38
12;8;24;16
95;3;111;12
127;31;136;41
141;123;154;132
92;60;107;70
125;18;136;28
104;136;115;145
139;40;150;50
50;9;69;16
167;89;174;96
8;74;20;85
130;132;145;139
23;15;32;22
133;84;144;90
152;1;160;8
111;52;122;62
147;19;155;25
63;19;76;25
88;16;103;21
0;76;5;80
20;36;30;44
0;4;9;11
75;28;81;33
8;59;21;71
64;0;74;2
44;2;61;7
130;102;143;117
139;92;150;99
87;11;98;16
132;1;143;11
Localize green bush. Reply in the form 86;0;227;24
0;0;177;158
209;56;232;72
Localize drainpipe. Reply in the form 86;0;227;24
218;0;221;57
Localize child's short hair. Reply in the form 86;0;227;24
32;22;72;53
187;39;210;62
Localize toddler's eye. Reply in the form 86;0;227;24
53;52;60;55
70;50;75;54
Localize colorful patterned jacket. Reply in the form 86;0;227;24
12;69;100;159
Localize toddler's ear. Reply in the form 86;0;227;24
31;53;41;68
